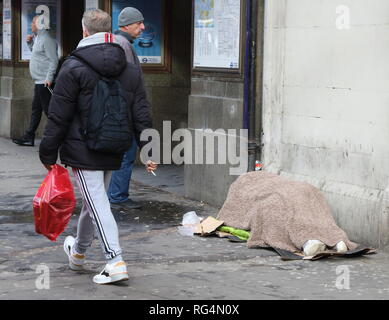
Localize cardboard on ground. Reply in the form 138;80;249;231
194;216;224;236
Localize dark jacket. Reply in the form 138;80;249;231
39;42;152;170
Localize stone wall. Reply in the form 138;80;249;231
185;77;245;207
262;0;389;249
0;65;39;139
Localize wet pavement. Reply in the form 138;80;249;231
1;137;389;300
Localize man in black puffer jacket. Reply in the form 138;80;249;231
39;9;157;285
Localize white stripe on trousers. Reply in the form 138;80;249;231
73;168;122;260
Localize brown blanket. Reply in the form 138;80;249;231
217;171;357;253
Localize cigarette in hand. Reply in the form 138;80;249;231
151;170;156;176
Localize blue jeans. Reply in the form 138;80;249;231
108;138;138;203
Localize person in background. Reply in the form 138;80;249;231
107;7;147;210
13;15;58;147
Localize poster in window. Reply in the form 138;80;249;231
20;0;61;61
0;1;3;59
3;0;11;60
193;0;241;70
85;0;99;11
111;0;164;65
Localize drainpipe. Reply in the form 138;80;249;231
243;0;260;171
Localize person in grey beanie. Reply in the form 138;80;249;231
113;7;144;66
107;7;150;209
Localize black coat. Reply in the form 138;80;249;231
39;43;152;170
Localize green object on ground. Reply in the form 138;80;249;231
218;226;250;241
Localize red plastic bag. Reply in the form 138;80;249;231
33;164;76;241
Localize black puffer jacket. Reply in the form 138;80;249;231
39;43;152;170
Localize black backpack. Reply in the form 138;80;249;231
71;56;133;154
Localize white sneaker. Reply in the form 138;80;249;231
93;261;129;285
303;240;326;256
63;236;85;271
335;241;348;253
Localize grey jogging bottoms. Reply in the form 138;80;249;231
72;168;122;261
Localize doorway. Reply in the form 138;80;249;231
61;0;84;56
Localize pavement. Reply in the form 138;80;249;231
1;137;389;301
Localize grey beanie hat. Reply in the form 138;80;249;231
118;7;144;27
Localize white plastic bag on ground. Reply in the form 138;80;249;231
182;211;202;225
177;211;203;237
